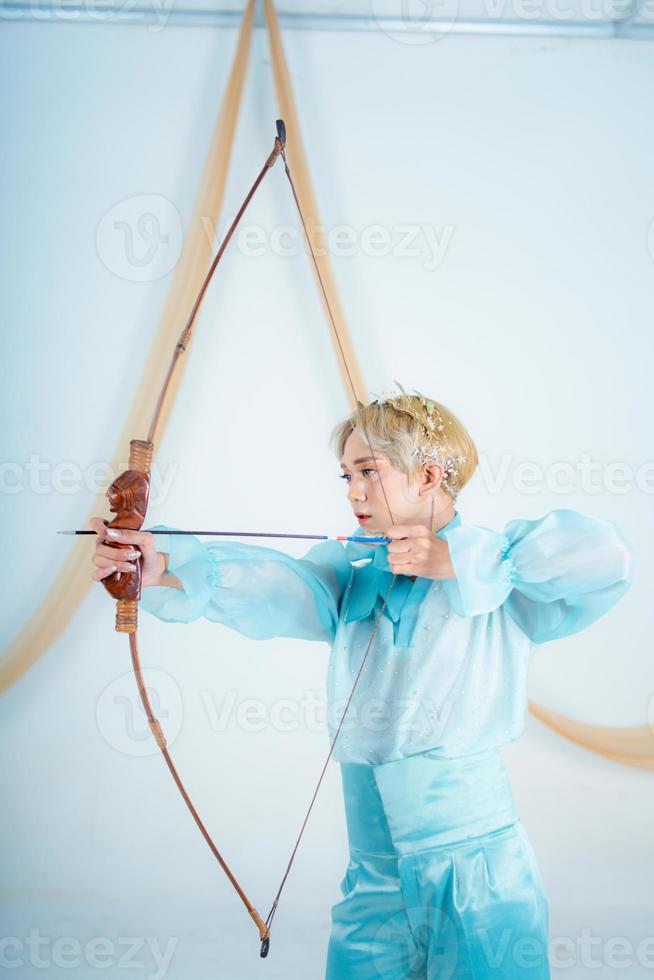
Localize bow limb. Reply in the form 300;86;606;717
100;124;287;954
127;631;271;943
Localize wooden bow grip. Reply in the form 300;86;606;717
102;439;153;634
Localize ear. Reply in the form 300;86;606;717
418;461;444;496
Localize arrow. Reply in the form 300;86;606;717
58;528;391;543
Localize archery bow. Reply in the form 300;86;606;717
100;119;400;958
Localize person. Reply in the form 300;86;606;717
89;387;634;979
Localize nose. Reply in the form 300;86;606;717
348;480;366;505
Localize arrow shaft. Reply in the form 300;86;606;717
59;529;391;543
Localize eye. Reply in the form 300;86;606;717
338;468;377;482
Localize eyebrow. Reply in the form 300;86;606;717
340;456;381;469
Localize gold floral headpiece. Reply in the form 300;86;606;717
369;380;467;495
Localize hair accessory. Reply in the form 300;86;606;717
373;380;467;496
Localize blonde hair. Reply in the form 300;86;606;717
329;389;478;503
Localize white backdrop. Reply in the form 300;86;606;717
1;14;653;980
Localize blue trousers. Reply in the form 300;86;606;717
326;748;550;979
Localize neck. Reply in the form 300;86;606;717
431;496;455;534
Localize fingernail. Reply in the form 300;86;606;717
107;529;121;539
125;563;135;571
107;565;117;573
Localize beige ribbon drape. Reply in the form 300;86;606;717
0;0;257;692
3;0;652;773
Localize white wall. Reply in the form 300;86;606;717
1;16;653;979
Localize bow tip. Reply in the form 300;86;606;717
260;937;270;958
275;118;286;147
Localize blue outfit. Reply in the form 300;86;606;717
330;749;549;978
140;507;633;978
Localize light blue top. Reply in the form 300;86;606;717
139;508;634;764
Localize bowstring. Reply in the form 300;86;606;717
264;148;402;933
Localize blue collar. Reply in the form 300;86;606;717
342;510;461;647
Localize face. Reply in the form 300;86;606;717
339;429;451;534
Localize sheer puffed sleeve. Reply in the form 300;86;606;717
138;525;353;643
439;508;634;643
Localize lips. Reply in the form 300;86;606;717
356;513;371;521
